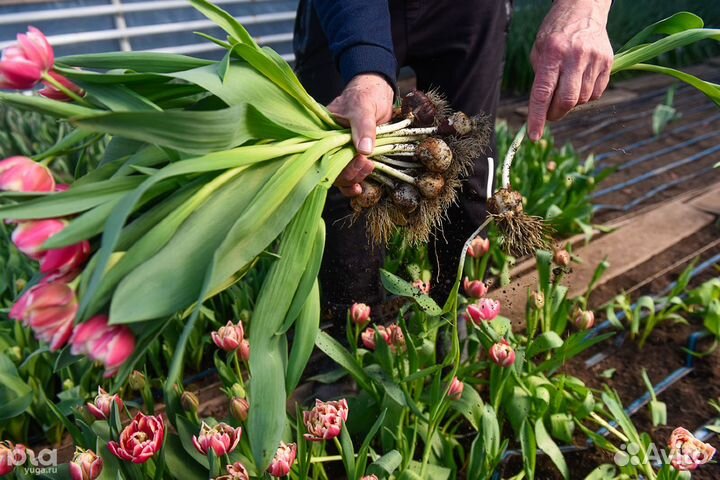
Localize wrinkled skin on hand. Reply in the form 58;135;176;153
328;73;394;197
528;0;614;141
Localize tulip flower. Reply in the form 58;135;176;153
230;397;249;422
39;71;83;102
466;298;500;324
361;476;379;480
467;236;490;258
303;399;349;442
211;320;245;352
239;339;250;361
0;441;21;476
192;422;242;457
40;239;91;275
531;291;545;309
108;413;165;464
573;309;595;330
463;277;488;299
11;219;66;260
412;279;430;295
69;447;103;480
10;281;77;351
70;315;136;377
0;156;55;193
489;339;516;368
668;427;716;471
350;303;371;326
447;376;464;400
222;462;250;480
86;387;124;420
267;442;297;477
0;26;54;90
384;324;406;352
361;328;377;350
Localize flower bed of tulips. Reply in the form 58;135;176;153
0;1;719;479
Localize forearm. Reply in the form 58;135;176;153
313;0;397;87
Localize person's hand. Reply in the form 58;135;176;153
328;73;394;197
527;0;614;141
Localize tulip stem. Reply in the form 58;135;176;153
373;154;421;169
589;412;629;443
375;117;413;136
371;161;417;185
502;125;526;190
309;455;343;463
42;72;93;108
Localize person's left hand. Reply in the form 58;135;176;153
527;0;614;141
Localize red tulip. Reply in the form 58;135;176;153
39;71;82;102
86;387;124;420
11;219;66;260
267;442;297;477
10;281;77;351
0;27;53;90
0;441;23;476
69;447;103;480
0;156;55;192
668;427;716;471
350;303;371;326
447;376;464;400
70;315;136;377
223;462;250;480
463;277;488;299
40;239;91;275
108;413;164;464
466;298;500;324
303;399;349;442
489;339;516;368
467;237;490;258
192;422;242;457
211;320;245;352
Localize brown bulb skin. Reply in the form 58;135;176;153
401;90;437;127
391;183;421;213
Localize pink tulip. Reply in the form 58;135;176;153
0;441;21;476
361;476;379;480
211;320;245;352
573;309;595;330
447;376;464;400
0;156;55;192
350;303;371;326
10;281;77;351
192;422;242;457
39;239;91;275
86;387;124;420
108;413;164;464
11;219;67;260
463;277;488;299
55;183;70;192
303;399;349;442
466;298;500;324
70;315;136;377
668;427;716;471
489;339;516;368
39;71;82;102
223;462;250;480
239;339;250;362
384;324;406;352
69;447;103;480
0;27;53;90
361;328;377;350
412;279;430;295
267;442;297;477
467;237;490;258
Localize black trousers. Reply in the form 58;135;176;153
294;0;512;321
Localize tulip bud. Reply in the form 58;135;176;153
11;281;78;351
489;339;516;368
0;26;55;90
70;315;136;378
39;239;91;275
8;346;22;364
128;370;145;391
447;376;464;400
239;339;250;362
573;309;595;330
267;442;297;477
86;387;124;420
467;236;490;258
229;383;246;399
11;219;66;260
350;303;371;326
39;71;83;102
63;379;75;391
0;156;55;192
463;277;488;299
69;447;103;480
361;476;380;480
361;328;376;350
531;291;545;309
384;324;406;352
181;391;200;415
553;249;571;267
230;397;249;423
192;422;242;457
0;441;28;477
466;298;500;325
225;462;250;480
546;160;557;172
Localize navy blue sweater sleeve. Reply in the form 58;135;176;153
313;0;397;86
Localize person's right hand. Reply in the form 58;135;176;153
328;73;394;197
